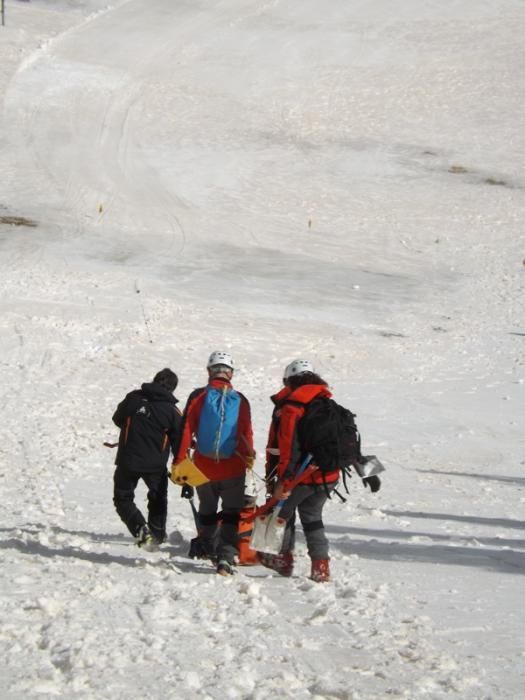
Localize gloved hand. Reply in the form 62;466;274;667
245;455;255;470
265;477;277;499
181;484;194;499
363;475;381;493
274;480;292;501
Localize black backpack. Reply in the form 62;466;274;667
297;397;361;472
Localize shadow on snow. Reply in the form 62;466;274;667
326;514;525;574
415;468;525;487
3;519;524;576
381;510;525;531
0;523;208;574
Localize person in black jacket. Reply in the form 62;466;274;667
112;368;182;548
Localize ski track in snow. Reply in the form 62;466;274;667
1;0;524;698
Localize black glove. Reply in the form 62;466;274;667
265;477;277;499
181;484;194;499
363;475;381;493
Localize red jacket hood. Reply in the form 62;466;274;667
287;383;332;404
271;383;331;406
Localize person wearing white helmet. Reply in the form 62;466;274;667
174;351;254;576
260;360;338;583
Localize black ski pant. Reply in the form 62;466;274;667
196;475;245;564
278;482;336;561
113;464;168;541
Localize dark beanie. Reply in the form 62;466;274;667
153;368;178;392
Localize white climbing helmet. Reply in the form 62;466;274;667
207;351;234;370
284;359;315;380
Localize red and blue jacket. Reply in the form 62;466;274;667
175;377;254;481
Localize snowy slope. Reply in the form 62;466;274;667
0;0;524;698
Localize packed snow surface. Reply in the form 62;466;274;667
0;0;524;698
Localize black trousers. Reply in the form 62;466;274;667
196;475;245;563
113;464;168;540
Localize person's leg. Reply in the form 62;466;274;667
297;484;336;581
196;481;221;557
279;509;297;554
278;484;315;552
296;486;331;560
216;475;245;564
143;470;168;542
258;485;313;577
113;465;144;537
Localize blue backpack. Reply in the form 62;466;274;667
196;386;241;460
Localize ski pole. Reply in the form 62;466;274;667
189;497;200;529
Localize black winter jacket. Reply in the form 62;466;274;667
112;382;183;473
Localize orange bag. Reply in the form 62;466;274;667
237;503;259;566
